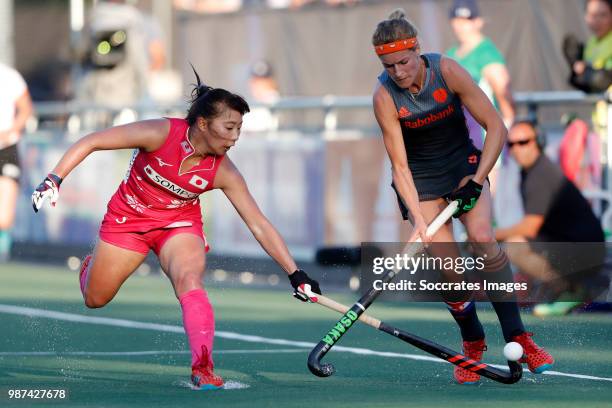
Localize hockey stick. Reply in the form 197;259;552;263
307;200;521;384
310;293;522;384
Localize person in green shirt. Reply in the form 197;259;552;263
565;0;612;93
446;0;515;133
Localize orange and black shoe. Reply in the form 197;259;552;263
454;338;487;384
512;332;554;373
191;347;224;391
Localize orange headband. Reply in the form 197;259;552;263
374;37;418;56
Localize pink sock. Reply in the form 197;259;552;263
179;288;215;368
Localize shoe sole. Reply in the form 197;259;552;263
193;384;224;391
531;363;553;374
458;380;480;385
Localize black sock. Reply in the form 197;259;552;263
480;250;525;342
445;300;485;341
489;301;525;342
440;284;484;342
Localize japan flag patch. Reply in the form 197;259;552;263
181;141;193;154
188;174;208;190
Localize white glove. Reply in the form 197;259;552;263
32;173;62;213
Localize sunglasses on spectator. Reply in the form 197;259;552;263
507;138;534;148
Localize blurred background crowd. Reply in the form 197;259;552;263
1;0;611;316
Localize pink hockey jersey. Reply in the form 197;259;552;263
100;118;224;233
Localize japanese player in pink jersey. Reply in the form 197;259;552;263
31;68;321;390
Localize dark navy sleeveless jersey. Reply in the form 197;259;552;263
378;53;477;179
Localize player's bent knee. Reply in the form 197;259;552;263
84;293;112;309
174;271;204;287
469;228;495;244
173;270;205;293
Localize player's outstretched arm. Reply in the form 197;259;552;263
214;157;321;301
31;119;170;213
51;119;169;179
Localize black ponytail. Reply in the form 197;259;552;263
186;64;250;125
189;62;213;103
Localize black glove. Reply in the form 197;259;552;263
449;179;482;218
288;269;321;302
31;173;63;213
562;34;584;67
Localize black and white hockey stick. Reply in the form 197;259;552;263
308;293;522;384
306;201;522;384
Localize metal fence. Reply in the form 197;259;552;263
17;90;612;262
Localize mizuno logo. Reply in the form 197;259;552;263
155;157;173;167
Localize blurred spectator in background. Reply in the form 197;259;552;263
564;0;612;93
495;121;606;317
0;63;33;262
558;115;601;192
563;0;612;192
446;0;515;131
78;0;168;109
248;60;280;104
242;60;280;132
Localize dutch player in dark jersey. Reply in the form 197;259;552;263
371;9;554;384
30;68;321;390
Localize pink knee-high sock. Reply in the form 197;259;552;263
179;288;215;368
